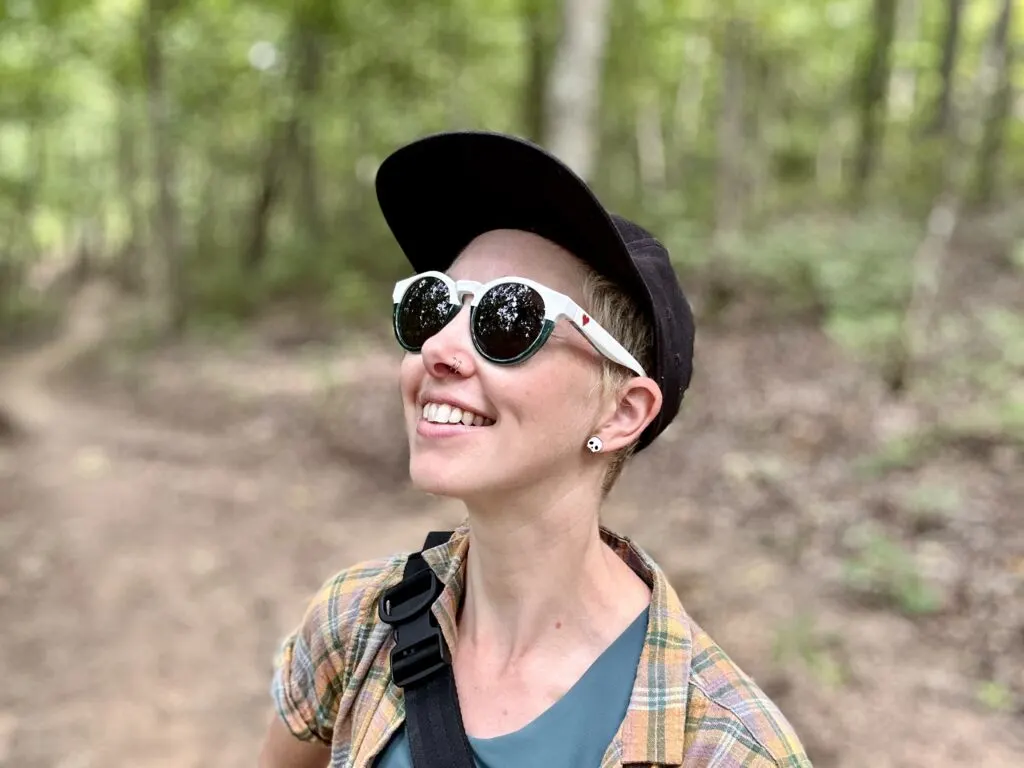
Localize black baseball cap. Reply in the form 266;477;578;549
375;130;694;453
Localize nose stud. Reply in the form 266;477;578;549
449;356;462;375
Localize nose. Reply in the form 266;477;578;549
420;304;476;379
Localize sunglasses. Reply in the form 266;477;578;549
392;271;646;376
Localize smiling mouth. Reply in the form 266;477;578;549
421;402;494;427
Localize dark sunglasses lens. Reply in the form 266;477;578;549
474;283;545;361
397;277;453;348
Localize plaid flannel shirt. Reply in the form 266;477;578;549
271;524;813;767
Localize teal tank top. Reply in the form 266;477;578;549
375;606;649;768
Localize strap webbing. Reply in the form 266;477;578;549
380;531;474;768
404;666;475;768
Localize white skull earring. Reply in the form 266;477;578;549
586;436;603;453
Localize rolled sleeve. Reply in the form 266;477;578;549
271;582;345;745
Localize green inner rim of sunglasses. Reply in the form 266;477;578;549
392;272;646;375
393;298;556;365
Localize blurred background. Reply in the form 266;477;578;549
0;0;1022;765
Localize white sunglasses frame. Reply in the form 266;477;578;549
392;271;646;377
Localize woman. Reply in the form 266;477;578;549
259;131;812;768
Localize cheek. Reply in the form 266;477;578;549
513;357;600;431
399;356;423;403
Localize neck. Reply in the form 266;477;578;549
457;478;648;665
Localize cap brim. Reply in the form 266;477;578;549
375;131;648;304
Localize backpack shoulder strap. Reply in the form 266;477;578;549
377;531;474;768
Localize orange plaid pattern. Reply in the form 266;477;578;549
272;524;812;767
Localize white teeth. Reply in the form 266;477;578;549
420;401;492;426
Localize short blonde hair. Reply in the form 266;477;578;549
581;270;655;496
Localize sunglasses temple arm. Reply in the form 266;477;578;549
570;307;646;377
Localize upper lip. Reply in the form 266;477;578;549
418;393;492;420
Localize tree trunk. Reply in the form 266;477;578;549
713;18;747;243
143;0;185;335
440;3;469;129
0;403;22;442
520;0;557;143
116;91;146;292
293;22;324;243
248;16;324;270
747;49;772;219
816;107;846;194
971;0;1014;205
668;36;711;191
850;0;898;206
194;159;219;266
635;91;666;195
542;0;612;181
245;119;295;272
887;0;1009;391
2;116;43;263
887;0;923;120
927;0;965;136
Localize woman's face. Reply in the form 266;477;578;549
398;229;617;502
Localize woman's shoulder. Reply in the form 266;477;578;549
297;552;410;647
683;618;811;767
270;552;411;744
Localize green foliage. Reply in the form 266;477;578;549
926;306;1024;444
856;434;930;476
0;286;61;345
1012;240;1024;271
842;525;943;616
772;612;848;690
714;213;920;347
0;0;1020;341
976;680;1016;713
904;482;961;532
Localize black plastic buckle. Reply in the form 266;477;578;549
378;565;450;688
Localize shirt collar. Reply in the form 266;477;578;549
421;523;690;765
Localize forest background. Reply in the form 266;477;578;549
0;0;1022;765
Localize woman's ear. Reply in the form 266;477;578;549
594;377;662;452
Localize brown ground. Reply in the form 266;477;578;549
0;280;1021;767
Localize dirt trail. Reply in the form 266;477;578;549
0;282;1021;767
0;284;464;767
2;282;114;432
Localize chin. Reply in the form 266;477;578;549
404;418;497;497
408;453;486;499
408;450;564;504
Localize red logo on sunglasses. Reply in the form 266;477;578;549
582;315;590;325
